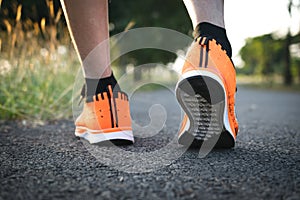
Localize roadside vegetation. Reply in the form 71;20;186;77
0;1;78;120
0;0;299;120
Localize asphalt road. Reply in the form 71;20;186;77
0;86;299;200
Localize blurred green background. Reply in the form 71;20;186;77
0;0;299;121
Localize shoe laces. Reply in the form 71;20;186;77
196;36;227;54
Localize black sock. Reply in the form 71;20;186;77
82;73;121;100
193;22;232;58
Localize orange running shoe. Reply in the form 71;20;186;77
176;36;238;148
75;85;134;144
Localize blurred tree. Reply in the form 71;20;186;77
108;0;191;80
284;0;300;85
240;0;300;85
240;34;284;78
108;0;192;80
1;0;193;35
284;30;292;85
109;0;191;34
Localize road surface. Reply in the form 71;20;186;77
0;86;299;199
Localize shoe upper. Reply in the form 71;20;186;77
180;37;239;138
75;85;132;133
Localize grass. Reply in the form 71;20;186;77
0;1;80;121
0;45;79;120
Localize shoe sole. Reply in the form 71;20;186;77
75;129;134;144
176;71;235;148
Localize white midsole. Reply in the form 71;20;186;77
175;70;234;139
75;130;134;144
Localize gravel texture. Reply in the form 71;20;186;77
0;87;299;200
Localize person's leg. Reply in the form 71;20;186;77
61;0;120;98
183;0;231;57
61;0;133;144
183;0;224;29
61;0;111;78
177;0;238;148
